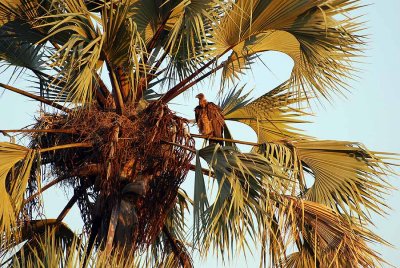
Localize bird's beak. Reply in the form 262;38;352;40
195;94;200;99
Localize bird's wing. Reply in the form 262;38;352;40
207;102;225;138
194;105;201;124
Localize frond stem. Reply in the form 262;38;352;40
0;83;71;113
161;140;196;153
189;164;214;177
1;129;75;134
161;47;232;103
164;62;224;103
39;143;92;153
105;60;125;115
23;176;67;205
55;190;82;224
191;133;259;146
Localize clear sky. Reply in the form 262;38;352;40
1;1;399;267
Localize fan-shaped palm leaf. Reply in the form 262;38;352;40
225;81;309;142
0;142;36;238
213;0;364;100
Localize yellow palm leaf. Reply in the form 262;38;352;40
225;81;309;142
214;0;364;99
0;142;35;238
295;140;393;220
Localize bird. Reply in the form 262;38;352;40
194;93;225;145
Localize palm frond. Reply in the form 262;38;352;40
225;81;309;142
34;0;102;104
193;151;209;245
0;142;36;239
162;0;222;84
0;19;47;70
296;140;394;220
2;219;79;267
195;144;287;259
213;0;365;100
277;196;388;267
219;84;252;116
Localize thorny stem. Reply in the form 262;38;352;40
94;72;111;106
166;62;224;102
0;82;71;113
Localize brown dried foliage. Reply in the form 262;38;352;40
28;101;195;252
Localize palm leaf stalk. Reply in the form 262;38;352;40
0;0;396;267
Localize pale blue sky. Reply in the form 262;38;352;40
1;1;399;267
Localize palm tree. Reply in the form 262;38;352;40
0;0;396;267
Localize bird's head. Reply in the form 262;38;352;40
195;93;205;100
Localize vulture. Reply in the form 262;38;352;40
194;93;225;145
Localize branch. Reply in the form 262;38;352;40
166;63;225;103
191;134;260;147
161;140;196;153
189;164;214;177
105;60;125;115
23;164;100;205
0;82;71;113
55;190;81;224
39;142;92;153
161;48;232;103
1;129;75;134
23;176;67;205
55;181;92;224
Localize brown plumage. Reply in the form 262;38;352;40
194;93;225;145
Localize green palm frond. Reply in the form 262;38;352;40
195;144;288;258
36;1;102;104
219;84;252;116
193;151;209;245
213;0;364;99
4;227;141;268
0;38;46;75
102;0;146;67
257;139;394;222
162;0;223;84
225;81;309;142
192;143;387;266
